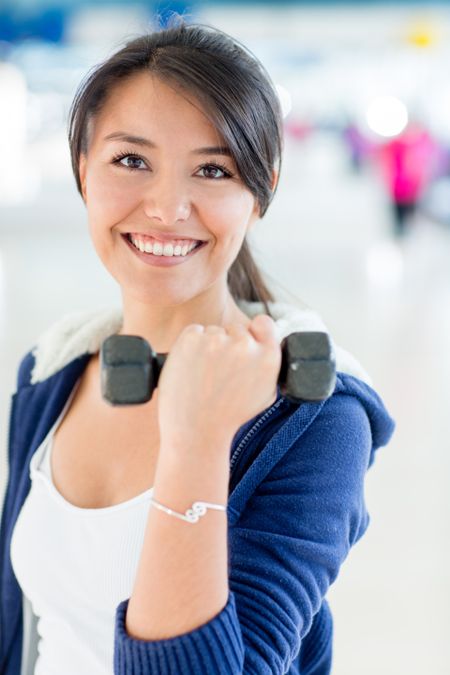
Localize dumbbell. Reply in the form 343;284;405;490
100;331;336;406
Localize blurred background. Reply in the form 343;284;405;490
1;1;449;673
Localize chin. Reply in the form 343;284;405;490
123;283;199;308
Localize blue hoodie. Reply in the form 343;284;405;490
0;300;395;674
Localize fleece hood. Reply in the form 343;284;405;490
27;299;393;453
29;300;371;386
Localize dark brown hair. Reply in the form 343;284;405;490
68;16;284;316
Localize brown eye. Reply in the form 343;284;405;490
112;153;147;171
197;163;233;180
120;155;146;170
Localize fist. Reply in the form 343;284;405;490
156;314;282;451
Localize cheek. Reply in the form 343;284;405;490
86;169;139;227
200;189;255;243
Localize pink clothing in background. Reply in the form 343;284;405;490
377;123;439;204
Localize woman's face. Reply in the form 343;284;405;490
78;71;260;306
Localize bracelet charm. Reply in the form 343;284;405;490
150;498;227;524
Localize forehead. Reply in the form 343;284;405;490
91;71;223;145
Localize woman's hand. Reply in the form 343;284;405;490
156;314;282;453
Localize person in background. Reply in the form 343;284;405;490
376;120;441;237
0;17;395;675
342;121;375;173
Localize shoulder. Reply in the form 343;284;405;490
238;299;395;458
229;373;395;521
286;372;396;472
16;350;37;389
16;307;123;388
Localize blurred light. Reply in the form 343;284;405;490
405;19;440;48
275;83;292;119
366;96;408;138
366;240;404;289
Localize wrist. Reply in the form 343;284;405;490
159;431;233;462
154;439;231;508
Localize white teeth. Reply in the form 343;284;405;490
129;235;200;257
162;243;174;256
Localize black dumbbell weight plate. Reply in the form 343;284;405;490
280;332;336;403
101;335;155;405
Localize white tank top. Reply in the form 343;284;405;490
10;379;155;675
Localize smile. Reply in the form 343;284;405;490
127;233;202;257
122;234;207;267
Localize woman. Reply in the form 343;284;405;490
0;18;395;675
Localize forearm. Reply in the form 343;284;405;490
125;437;231;641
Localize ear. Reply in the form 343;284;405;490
271;167;279;192
78;153;87;202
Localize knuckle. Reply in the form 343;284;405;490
233;333;253;350
205;332;226;350
185;323;204;333
181;324;204;344
204;325;225;334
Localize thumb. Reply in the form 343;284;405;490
248;314;278;345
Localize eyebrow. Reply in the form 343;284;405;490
103;132;232;156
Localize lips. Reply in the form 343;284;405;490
121;233;207;266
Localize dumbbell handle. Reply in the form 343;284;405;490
101;331;336;406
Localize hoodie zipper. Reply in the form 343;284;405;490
229;396;286;476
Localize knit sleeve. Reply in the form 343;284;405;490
113;392;375;674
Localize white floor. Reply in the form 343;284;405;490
1;132;449;674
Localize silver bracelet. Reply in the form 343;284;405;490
150;497;227;524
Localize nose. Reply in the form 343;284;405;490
142;169;191;225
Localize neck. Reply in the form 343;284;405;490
118;287;251;355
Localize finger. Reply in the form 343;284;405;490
204;325;226;334
247;314;278;346
182;323;205;336
223;323;249;339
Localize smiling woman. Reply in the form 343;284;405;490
68;21;283;335
74;70;266;311
0;14;395;675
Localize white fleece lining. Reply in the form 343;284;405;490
30;300;372;387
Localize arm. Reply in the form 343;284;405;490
125;434;232;640
113;392;380;674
